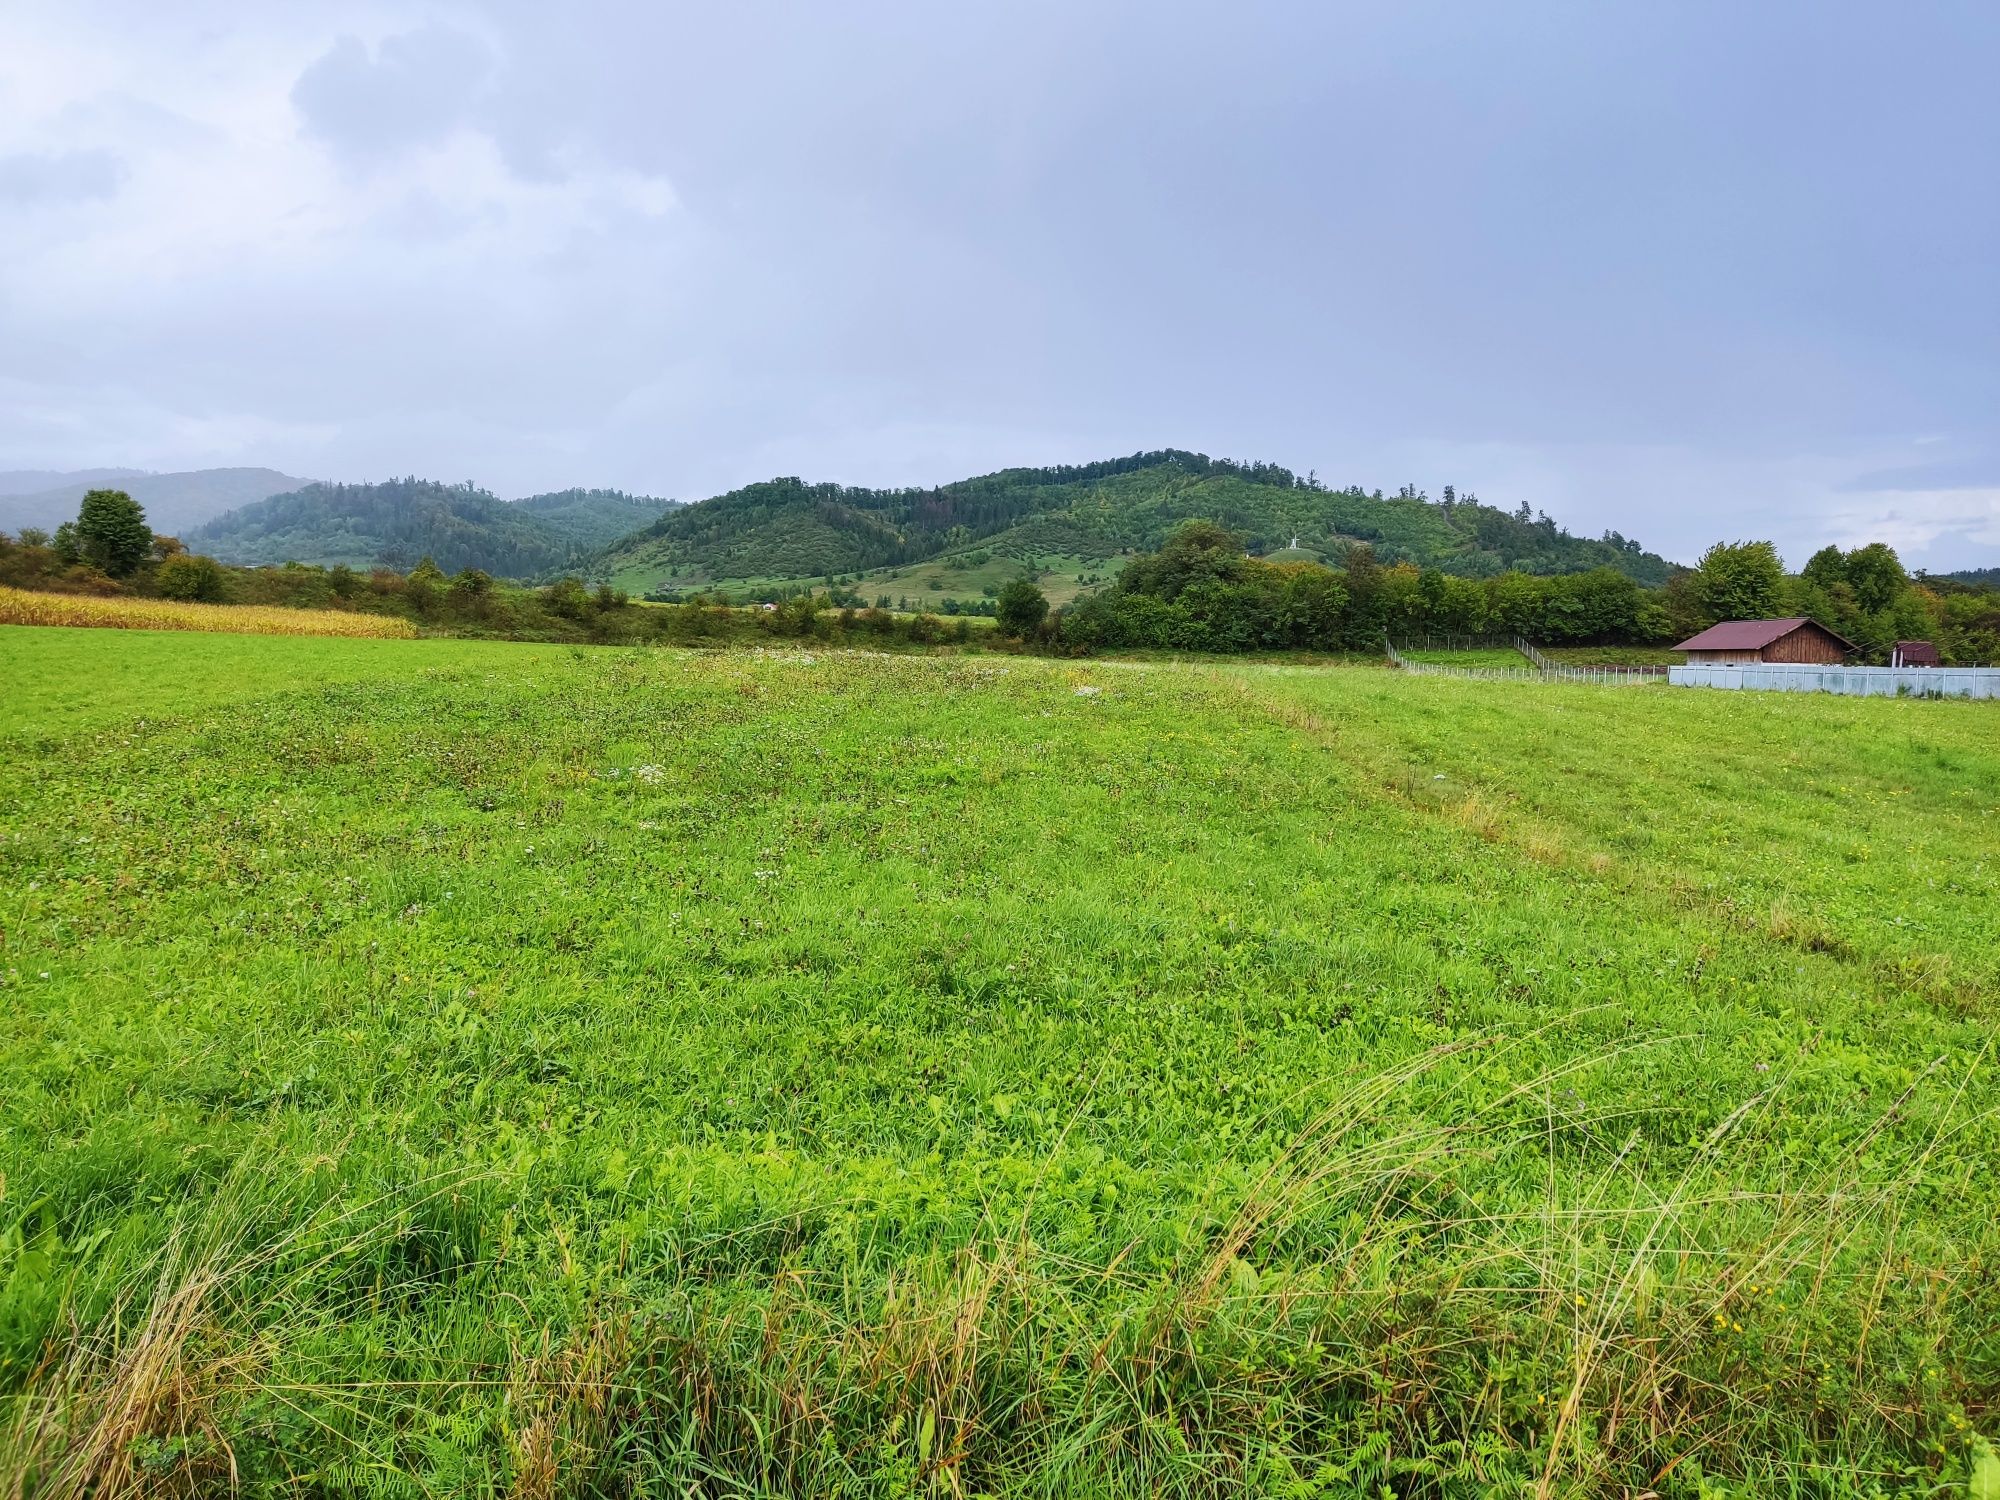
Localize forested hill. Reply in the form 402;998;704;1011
590;450;1672;591
510;489;683;552
186;480;676;577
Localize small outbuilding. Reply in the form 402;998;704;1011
1891;640;1940;668
1672;617;1855;666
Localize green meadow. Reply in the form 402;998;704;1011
2;625;1996;1497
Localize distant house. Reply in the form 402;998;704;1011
1891;640;1940;667
1672;617;1854;665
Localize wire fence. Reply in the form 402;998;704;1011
1384;636;1667;686
1511;637;1671;684
1382;638;1540;681
1391;632;1516;653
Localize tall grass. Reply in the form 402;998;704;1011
0;587;416;638
4;1039;1986;1496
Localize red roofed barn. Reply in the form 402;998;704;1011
1672;617;1854;666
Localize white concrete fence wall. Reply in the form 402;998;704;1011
1670;664;2000;700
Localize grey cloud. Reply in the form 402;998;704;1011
1840;456;2000;493
0;148;125;204
8;2;2000;572
1905;529;2000;575
291;26;496;161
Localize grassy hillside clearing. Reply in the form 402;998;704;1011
856;549;1116;612
630;548;1116;613
1;630;1995;1496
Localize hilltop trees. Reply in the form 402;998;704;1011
76;489;153;577
182;478;644;579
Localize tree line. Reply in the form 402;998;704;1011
1674;538;2000;664
7;490;1997;665
0;489;989;650
1002;524;2000;664
1043;522;1666;653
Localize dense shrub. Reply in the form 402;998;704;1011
543;576;592;622
995;578;1049;638
155;552;228;602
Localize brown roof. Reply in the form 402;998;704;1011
1895;639;1941;665
1672;617;1856;653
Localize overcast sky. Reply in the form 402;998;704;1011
3;2;1996;569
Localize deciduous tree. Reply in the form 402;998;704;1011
996;577;1049;637
1690;540;1785;623
76;488;152;577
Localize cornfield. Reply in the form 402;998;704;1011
0;586;417;639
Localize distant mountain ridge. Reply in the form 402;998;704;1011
186;478;678;577
0;467;148;497
0;467;310;537
589;449;1675;594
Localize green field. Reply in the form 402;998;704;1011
3;626;1997;1496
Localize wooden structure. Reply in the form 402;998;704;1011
1671;617;1854;666
1891;640;1940;667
